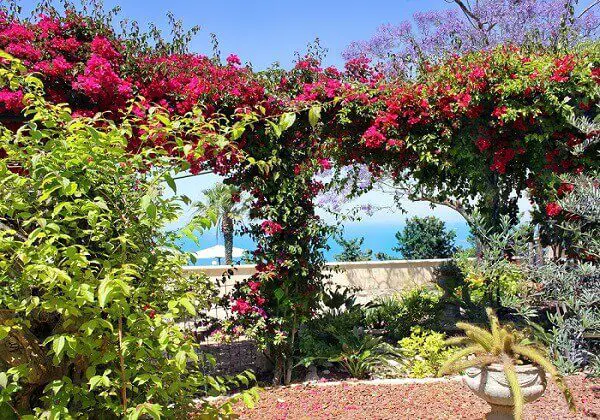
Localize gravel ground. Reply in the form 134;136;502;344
233;375;599;419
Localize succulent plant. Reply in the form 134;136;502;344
438;308;575;420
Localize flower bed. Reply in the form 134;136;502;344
233;376;599;419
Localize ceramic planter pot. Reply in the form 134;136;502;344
463;363;547;419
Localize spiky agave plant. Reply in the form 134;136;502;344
438;308;576;420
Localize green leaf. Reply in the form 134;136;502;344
267;120;282;138
52;336;66;359
88;375;104;390
0;372;8;389
164;173;177;193
0;326;9;341
140;195;152;211
146;203;157;219
85;366;96;380
143;404;162;419
98;279;114;308
309;106;321;128
174;350;187;370
179;297;196;316
231;123;246;140
274;288;285;302
279;112;296;131
241;392;256;409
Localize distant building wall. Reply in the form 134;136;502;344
183;258;450;302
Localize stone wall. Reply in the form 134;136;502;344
183;258;450;303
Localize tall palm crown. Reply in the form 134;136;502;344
195;183;247;264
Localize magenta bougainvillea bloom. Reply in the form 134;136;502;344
261;221;283;235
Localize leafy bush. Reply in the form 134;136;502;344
394;216;456;259
516;260;600;376
456;214;530;308
396;327;456;378
328;332;400;379
334;235;373;262
365;288;441;341
299;309;367;362
512;171;599;376
299;328;400;380
0;55;254;418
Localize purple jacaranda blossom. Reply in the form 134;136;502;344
316;164;376;214
344;0;599;76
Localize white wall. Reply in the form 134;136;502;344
184;258;449;302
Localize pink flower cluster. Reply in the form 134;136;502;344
0;90;24;112
261;220;283;235
73;55;132;108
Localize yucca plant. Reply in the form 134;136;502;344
438;308;576;420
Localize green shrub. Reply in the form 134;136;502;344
299;308;366;361
0;55;255;418
299;329;401;379
397;327;456;378
458;214;530;308
394;216;456;259
328;332;400;379
365;288;441;341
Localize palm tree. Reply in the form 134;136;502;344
195;183;247;264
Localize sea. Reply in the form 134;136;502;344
178;221;472;266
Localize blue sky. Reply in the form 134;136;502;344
18;0;452;70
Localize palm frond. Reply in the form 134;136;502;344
456;322;495;350
442;355;497;374
444;336;471;346
438;344;487;376
503;354;524;420
513;345;576;413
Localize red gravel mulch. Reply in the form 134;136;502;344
233;376;599;419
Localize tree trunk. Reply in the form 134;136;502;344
0;311;67;413
222;216;234;265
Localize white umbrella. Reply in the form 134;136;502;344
194;245;247;264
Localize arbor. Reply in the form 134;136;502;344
342;0;599;236
195;183;247;264
394;217;457;259
334;235;373;261
336;44;600;242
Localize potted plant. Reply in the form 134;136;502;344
438;308;575;420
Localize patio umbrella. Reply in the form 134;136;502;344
194;245;247;264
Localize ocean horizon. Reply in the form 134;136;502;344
178;220;472;266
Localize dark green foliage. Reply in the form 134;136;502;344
299;309;367;362
365;288;442;341
334;235;373;262
321;284;360;314
394;217;456;259
327;332;400;379
299;326;401;379
375;252;394;260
